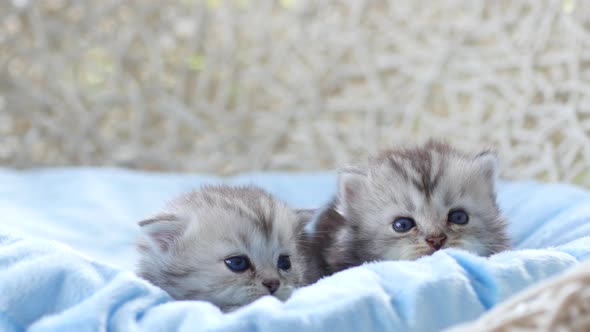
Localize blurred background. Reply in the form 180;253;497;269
2;0;590;185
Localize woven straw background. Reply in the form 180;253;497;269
2;0;590;183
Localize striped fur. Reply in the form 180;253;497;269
136;185;305;312
301;141;510;284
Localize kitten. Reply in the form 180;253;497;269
300;141;510;284
136;185;305;312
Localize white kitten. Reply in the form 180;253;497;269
136;185;305;312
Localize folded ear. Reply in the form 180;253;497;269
138;213;185;252
337;166;368;203
474;149;499;180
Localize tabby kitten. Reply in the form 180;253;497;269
300;141;510;284
136;185;305;312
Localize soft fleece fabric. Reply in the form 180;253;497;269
1;168;589;331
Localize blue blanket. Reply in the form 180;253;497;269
1;168;590;332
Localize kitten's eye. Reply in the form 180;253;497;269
224;256;251;272
448;209;469;225
392;217;415;232
277;255;291;271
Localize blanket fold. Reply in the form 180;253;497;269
1;169;590;331
1;234;589;332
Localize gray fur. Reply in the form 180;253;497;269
301;140;510;284
136;185;305;312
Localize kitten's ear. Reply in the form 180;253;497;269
293;208;315;237
296;209;315;227
337;166;368;202
138;213;185;252
474;149;499;179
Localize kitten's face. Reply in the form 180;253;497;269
332;142;509;265
136;186;304;312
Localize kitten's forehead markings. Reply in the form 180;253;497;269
236;232;252;251
219;232;253;254
387;157;410;182
197;192;216;207
384;148;446;203
253;209;274;241
402;195;416;212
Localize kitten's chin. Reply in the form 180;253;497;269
220;304;241;313
383;242;488;262
216;297;259;313
382;246;429;261
274;284;295;301
218;286;294;312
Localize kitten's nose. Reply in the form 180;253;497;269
262;279;280;294
425;234;447;250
